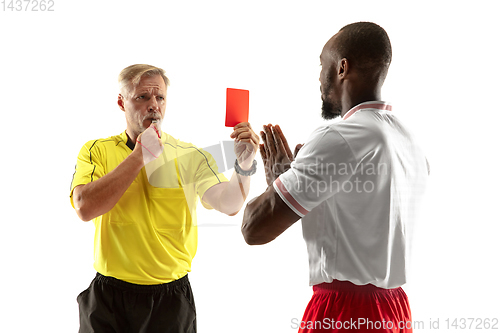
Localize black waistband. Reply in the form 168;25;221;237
95;273;189;294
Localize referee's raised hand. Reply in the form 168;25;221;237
135;123;164;166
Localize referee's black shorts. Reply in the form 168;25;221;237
77;273;196;333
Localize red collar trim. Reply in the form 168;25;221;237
342;101;392;120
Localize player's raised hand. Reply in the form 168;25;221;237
260;124;298;186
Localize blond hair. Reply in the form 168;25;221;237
118;64;170;97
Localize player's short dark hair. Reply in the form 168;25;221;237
335;22;392;77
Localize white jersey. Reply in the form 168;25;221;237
274;101;428;289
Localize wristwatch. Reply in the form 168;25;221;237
234;159;257;176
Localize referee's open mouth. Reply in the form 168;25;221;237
144;117;161;126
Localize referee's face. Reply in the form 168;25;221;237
119;75;167;141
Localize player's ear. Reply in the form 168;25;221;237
338;58;349;79
118;94;125;112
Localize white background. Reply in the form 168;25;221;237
1;0;499;332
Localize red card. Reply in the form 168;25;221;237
225;88;249;127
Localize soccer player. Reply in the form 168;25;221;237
242;22;429;332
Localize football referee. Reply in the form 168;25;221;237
70;64;259;333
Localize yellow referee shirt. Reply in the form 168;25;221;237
70;131;227;284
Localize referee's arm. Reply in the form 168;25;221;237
73;138;145;222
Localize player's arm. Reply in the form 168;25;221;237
202;122;259;216
241;124;303;245
241;184;300;245
73;127;160;221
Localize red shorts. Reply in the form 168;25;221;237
297;280;412;333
